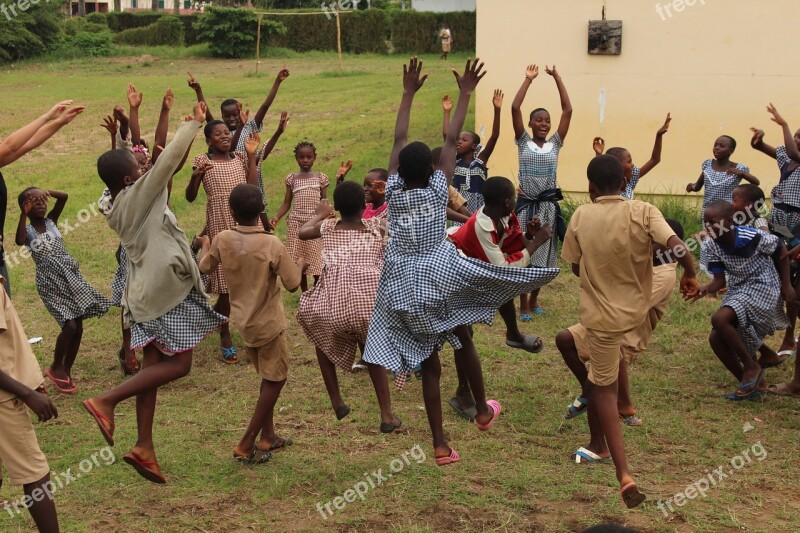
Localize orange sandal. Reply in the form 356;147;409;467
45;368;76;394
82;399;115;446
123;452;166;484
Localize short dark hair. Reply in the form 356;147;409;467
333;180;365;217
606;147;629;160
17;187;38;208
368;168;388;181
529;107;549;121
720;135;737;151
665;218;684;240
229;184;264;220
430;147;443;167
465;131;480;145
294;141;316;155
204;120;227;139
587;154;624;192
220;99;238;112
482;176;515;207
734;183;765;205
398;141;433;183
705;199;735;219
97;149;138;191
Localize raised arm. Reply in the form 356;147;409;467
229;102;248;154
640;113;671;177
441;95;452;142
113;105;129;142
388;57;429;175
768;103;800;163
750;127;777;159
45;190;68;225
127;83;143;147
478;89;503;162
101;115;118;150
334;160;354;186
0;100;73;167
188;72;214;122
592;137;605;156
441;58;485;182
253;67;290;128
243;132;261;185
261;112;289;163
15;197;34;246
152;89;174;165
545;65;572;141
299;200;335;240
511;65;537;140
3;106;85;167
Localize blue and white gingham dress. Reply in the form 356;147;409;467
515;131;562;267
362;170;560;387
622;166;642;200
451;156;487;224
705;226;788;354
769;146;800;232
699;159;748;269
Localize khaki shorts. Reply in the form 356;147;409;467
567;325;629;386
0;398;50;486
442;42;451;52
245;331;289;382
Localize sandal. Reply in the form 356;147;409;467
118;349;140;376
766;382;800;398
448;397;477;422
221;346;239;364
379;417;402;434
335;405;351;420
620;481;646;509
727;390;762;401
620;414;643;427
572;447;612;464
82;399;115;446
234;449;271;465
519;313;533;322
565;396;588;419
736;368;766;397
476;399;502;431
506;335;543;353
435;448;460;466
45;368;76;394
123;452;167;484
533;307;545;315
257;436;294;452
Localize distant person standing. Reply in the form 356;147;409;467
440;25;452;60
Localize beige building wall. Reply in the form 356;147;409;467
475;0;800;196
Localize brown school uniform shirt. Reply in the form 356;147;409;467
0;275;44;402
561;195;676;333
198;226;301;347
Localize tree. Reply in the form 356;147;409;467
152;0;159;10
78;0;86;16
174;0;180;14
114;0;121;11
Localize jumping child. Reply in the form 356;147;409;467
297;182;401;432
562;155;698;508
511;64;573;320
84;102;225;484
15;188;111;394
362;57;559;465
198;184;303;464
592;113;671;199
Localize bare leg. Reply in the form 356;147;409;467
581;381;609;459
214;294;232;349
498;299;525;343
452;346;475;411
555;329;589;397
519;294;531;316
366;362;400;426
593;380;635;489
24;473;59;533
315;347;345;413
778;293;798;352
243;378;285;454
709;329;743;381
64;318;83;376
786;352;800;394
420;350;451;459
130;344;163;463
617;358;636;417
453;325;491;423
529;288;541;310
757;344;784;367
120;314;134;360
711;307;760;384
50;320;78;381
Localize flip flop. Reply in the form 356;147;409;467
726;390;762;401
564;396;588;419
379;417;402;434
118;349;140;376
82;399;115;446
505;335;544;353
620;481;646;509
45;368;76;394
335;405;351;420
448;397;477;421
519;313;533;322
257;436;294;452
476;399;502;431
572;446;612;464
763;350;794;369
533;307;545;315
620;414;643;427
123;452;167;484
351;362;367;372
766;383;800;398
736;368;766;397
221;346;239;364
435;448;460;466
234;449;271;465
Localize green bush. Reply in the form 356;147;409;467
63;17;108;37
195;7;286;59
0;1;66;63
58;30;115;58
107;11;164;32
181;13;203;46
342;9;390;53
391;10;475;54
114;15;184;47
85;11;108;25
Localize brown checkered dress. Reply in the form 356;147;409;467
285;172;329;276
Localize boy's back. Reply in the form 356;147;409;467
199;227;300;347
562;196;675;333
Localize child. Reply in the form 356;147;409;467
431;146;473;224
186;121;261;363
362;57;559;465
0;100;84;297
188;68;289;152
511;64;573;320
14;188;111;394
84;102;225;484
592;113;671;199
270;144;351;292
297;182;402;432
256;111;290;227
0;274;60;532
689;200;794;400
361;168;389;220
447;176;554;420
562;155;698;508
558;219;685;429
751;103;800;357
441;90;503;218
198;184;302;463
439;24;451;60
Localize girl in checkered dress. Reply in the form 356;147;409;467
297;182;401;432
442;90;504;223
685;135;760;271
363;58;559;466
511;64;572;320
15;188;111;394
271;142;345;293
186;120;260;363
691;201;793;400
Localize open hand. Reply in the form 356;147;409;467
492;89;504;109
336;160;354;183
22;389;58;422
403;56;428;94
545;65;559;78
191;163;213;181
658;113;672;135
127;83;143;109
442;95;453;112
750;127;765;148
56;106;84;126
193;101;207;123
162;88;174;111
244;132;261;155
315;199;335;219
524;64;538;81
237;101;249;126
767;103;787;127
452;57;486;93
101;115;118;136
277;111;290;134
44;100;73;121
593;137;605;155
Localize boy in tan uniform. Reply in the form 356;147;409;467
561;155;698;508
0;275;60;532
198;184;303;464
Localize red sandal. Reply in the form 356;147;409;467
44;368;76;394
82;399;115;446
123;452;166;484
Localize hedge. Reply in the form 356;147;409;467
106;11;165;32
114;16;184;47
392;10;475;54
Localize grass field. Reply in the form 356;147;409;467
1;49;799;533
